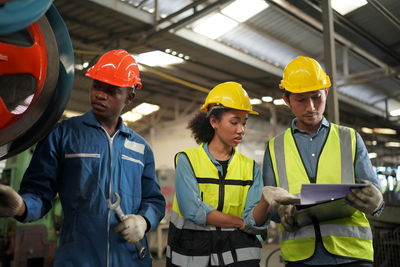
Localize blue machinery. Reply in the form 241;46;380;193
0;1;74;266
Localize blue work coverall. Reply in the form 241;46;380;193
18;111;165;267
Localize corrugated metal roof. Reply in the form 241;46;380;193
52;0;400;133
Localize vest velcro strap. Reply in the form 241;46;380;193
196;177;253;186
320;224;373;240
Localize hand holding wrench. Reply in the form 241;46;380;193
107;192;147;259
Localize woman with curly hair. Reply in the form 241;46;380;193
166;82;296;267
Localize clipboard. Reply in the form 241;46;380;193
294;198;357;227
293;183;368;227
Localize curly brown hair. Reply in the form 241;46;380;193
187;108;229;144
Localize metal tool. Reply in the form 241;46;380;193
107;192;146;259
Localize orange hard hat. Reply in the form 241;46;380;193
85;49;142;89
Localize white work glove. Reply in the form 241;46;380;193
346;180;384;214
115;214;147;243
262;186;300;211
278;204;299;232
0;184;24;217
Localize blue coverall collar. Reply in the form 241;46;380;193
82;111;131;136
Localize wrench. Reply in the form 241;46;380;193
107;192;147;259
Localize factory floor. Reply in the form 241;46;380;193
151;242;284;267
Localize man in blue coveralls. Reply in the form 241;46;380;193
0;49;165;266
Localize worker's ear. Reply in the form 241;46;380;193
324;88;329;96
209;115;218;130
283;95;290;106
125;88;135;104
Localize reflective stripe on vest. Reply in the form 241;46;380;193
166;245;260;266
269;124;373;261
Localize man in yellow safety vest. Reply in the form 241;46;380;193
263;56;384;267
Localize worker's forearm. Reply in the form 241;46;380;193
206;210;243;228
252;197;269;226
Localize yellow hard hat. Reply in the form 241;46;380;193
279;56;331;93
200;82;258;115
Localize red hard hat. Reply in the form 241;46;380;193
85;49;142;89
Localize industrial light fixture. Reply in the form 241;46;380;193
122;102;160;123
164;49;190;60
361;127;396;135
221;0;269;22
136;50;184;67
133;103;160;115
273;99;286;105
368;152;377;159
361;127;373;134
373;128;397;135
262;96;273;103
385;142;400;148
192;13;238;39
361;127;374;134
331;0;367;15
122;112;142;123
63;110;83;118
365;140;377;146
250;98;262;105
390;108;400;116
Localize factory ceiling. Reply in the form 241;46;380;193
52;0;400;164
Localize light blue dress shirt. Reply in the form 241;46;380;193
175;143;268;231
262;117;380;265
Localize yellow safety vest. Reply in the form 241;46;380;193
168;145;260;266
268;124;373;262
172;144;254;220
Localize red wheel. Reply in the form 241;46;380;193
0;16;59;148
0;22;47;129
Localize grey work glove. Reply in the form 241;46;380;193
0;184;24;217
346;180;384;214
278;204;299;232
262;186;300;211
115;214;147;243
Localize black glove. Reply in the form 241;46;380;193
346;180;384;214
0;184;24;217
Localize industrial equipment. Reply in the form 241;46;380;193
0;2;74;161
0;148;62;267
368;168;400;267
